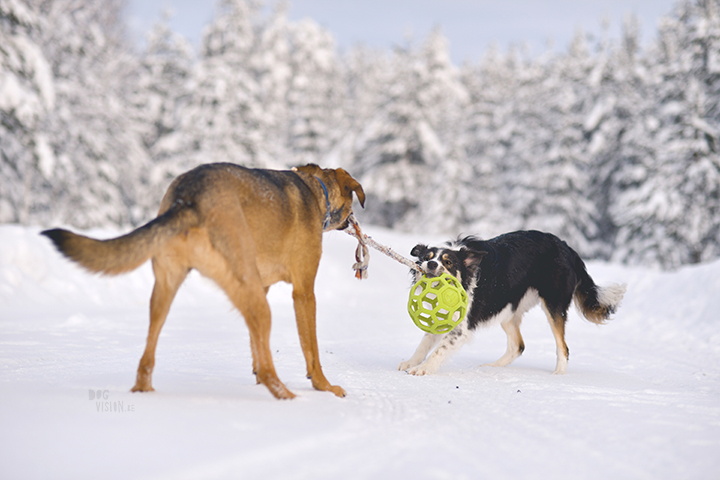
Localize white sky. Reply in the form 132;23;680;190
125;0;679;63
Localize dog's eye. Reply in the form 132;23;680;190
442;258;453;268
424;252;434;261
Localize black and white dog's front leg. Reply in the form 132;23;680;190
399;320;472;375
398;332;443;372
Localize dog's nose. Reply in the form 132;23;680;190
427;260;438;271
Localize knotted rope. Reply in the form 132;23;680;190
343;214;421;279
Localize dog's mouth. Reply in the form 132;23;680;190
328;205;356;231
420;262;448;278
336;213;351;231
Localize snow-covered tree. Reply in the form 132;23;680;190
588;15;657;259
0;0;54;224
253;2;292;163
37;0;146;227
459;38;602;254
286;18;342;164
352;29;467;230
183;0;269;168
459;46;525;237
326;45;391;172
410;28;470;233
131;10;196;213
518;30;605;257
1;0;145;228
613;0;720;267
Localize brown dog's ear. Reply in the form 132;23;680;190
334;168;365;208
293;164;323;176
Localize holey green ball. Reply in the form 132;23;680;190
407;273;469;334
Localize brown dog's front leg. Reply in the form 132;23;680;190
293;286;346;397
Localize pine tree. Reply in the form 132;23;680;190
613;0;720;267
328;45;391;171
593;15;656;260
0;0;54;223
132;10;196;213
520;30;605;257
253;2;292;164
1;0;144;228
350;43;431;228
184;0;267;168
459;46;525;237
410;28;470;233
37;0;146;227
352;29;467;230
286;18;342;165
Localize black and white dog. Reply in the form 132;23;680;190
399;230;626;375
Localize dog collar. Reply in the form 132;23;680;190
315;177;331;230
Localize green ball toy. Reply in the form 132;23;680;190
407;273;469;334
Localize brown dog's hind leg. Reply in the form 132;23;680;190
201;222;295;400
240;290;295;399
292;280;346;398
223;275;295;400
251;286;273;383
132;257;188;392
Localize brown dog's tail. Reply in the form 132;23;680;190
572;255;627;325
41;206;199;275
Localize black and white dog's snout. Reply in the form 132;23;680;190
416;259;448;279
412;243;461;279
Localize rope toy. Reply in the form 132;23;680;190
344;214;420;279
344;216;468;333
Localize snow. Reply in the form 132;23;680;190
1;224;719;479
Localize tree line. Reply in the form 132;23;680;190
1;0;719;268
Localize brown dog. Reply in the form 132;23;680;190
42;163;365;400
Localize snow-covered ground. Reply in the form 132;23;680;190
1;224;718;480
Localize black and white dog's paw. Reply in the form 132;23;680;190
398;359;420;371
406;361;440;376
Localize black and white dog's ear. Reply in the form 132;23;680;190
463;250;487;270
410;244;428;258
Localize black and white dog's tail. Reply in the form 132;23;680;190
573;259;627;325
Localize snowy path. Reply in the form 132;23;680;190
1;225;718;479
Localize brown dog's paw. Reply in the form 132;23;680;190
271;386;296;400
262;377;296;400
130;384;155;393
309;375;346;397
328;385;346;398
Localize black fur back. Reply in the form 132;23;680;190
460;231;579;329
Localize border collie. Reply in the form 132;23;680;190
399;230;626;375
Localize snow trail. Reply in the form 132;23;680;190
1;225;718;479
